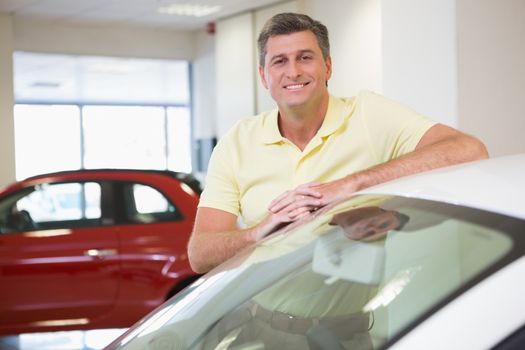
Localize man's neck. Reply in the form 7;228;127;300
278;93;330;151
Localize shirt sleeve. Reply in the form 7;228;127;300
198;137;240;216
359;91;437;163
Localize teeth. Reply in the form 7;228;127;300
286;84;305;89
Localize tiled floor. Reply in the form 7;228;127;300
0;329;126;350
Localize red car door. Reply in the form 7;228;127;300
0;181;120;333
109;181;196;316
0;227;119;329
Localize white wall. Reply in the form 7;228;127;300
382;0;457;126
215;12;256;137
0;14;16;187
304;0;382;98
457;0;525;156
13;16;194;60
192;29;216;139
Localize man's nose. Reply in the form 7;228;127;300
286;60;302;78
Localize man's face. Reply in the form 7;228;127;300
259;30;332;110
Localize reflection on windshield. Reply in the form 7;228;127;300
330;206;409;241
113;196;519;350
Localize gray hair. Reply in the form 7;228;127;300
257;12;330;67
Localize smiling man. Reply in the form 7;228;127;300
188;12;488;274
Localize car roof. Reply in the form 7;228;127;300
25;168;188;180
0;168;202;196
357;153;525;220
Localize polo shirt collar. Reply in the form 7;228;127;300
262;95;348;145
316;95;348;139
262;109;284;144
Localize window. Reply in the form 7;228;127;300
123;183;182;224
0;182;102;233
167;107;192;173
133;184;171;214
82;106;167;170
18;182;101;222
113;196;522;350
13;52;192;180
14;105;81;180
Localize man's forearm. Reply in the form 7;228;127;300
313;130;488;206
188;228;255;274
348;132;488;192
188;211;287;274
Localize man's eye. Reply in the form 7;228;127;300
301;55;312;61
272;59;284;65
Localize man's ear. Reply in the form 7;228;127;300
258;65;269;89
325;55;333;82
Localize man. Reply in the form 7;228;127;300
188;12;487;274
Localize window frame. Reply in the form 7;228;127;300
13;101;193;179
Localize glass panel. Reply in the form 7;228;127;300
195;201;514;349
83;106;166;169
109;196;521;350
126;183;180;224
133;184;170;214
13;52;193;179
84;182;102;219
167;107;192;173
14;104;81;180
17;182;101;223
14;52;190;105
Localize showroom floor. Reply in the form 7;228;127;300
0;329;126;350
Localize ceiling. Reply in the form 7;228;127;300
0;0;284;30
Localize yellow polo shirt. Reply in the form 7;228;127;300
199;91;436;227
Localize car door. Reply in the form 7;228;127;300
110;180;195;310
0;181;119;330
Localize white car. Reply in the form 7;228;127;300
105;154;525;350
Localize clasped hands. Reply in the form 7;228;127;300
267;182;323;222
252;177;357;242
270;176;355;222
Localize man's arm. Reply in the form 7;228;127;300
188;184;321;273
188;208;251;274
310;123;488;205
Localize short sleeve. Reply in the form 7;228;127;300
358;92;437;163
198;138;240;216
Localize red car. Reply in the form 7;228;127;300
0;169;201;335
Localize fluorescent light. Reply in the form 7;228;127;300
89;62;134;74
157;4;221;17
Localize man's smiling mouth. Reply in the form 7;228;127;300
284;82;309;90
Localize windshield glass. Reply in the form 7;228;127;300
112;195;522;350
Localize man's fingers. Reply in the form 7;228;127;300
268;195;294;213
294;210;313;220
286;206;311;220
268;183;323;211
270;195;321;213
268;190;291;209
297;182;321;189
295;187;322;198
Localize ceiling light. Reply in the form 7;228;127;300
29;81;62;88
89;62;134;74
157;4;221;17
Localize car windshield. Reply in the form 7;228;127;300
111;194;524;350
